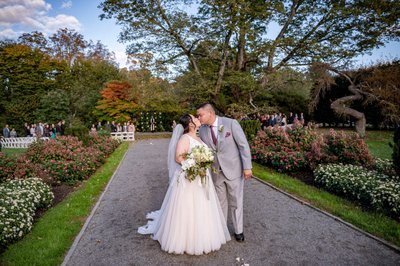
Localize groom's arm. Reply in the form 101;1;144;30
231;119;252;171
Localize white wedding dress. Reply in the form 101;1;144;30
138;134;231;255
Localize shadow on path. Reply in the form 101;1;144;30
63;139;400;266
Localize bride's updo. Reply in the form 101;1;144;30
179;113;194;134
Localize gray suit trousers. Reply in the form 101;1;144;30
212;169;244;234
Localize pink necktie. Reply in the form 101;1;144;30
210;125;217;145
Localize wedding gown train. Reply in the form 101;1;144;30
138;135;231;255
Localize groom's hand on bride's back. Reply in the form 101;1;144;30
243;169;252;180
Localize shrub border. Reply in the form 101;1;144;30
252;174;400;253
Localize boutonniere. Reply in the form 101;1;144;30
225;132;231;138
218;125;224;133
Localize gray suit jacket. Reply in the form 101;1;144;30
199;116;252;180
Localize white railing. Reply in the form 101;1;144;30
0;137;50;149
110;132;135;141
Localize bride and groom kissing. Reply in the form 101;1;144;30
138;103;252;255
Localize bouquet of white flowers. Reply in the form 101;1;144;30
181;145;214;184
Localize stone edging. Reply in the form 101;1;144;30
61;144;131;266
252;175;400;254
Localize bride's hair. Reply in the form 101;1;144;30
179;113;194;134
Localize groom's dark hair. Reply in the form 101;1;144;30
196;103;215;113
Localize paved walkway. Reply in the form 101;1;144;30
63;139;400;266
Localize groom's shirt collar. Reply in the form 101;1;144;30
212;116;219;127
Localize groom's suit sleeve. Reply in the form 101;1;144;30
231;119;252;170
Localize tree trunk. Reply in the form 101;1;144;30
330;84;366;138
236;27;246;71
214;30;233;98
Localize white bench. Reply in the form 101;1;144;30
110;132;135;141
0;137;50;149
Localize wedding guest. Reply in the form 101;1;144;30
60;120;65;135
288;112;295;124
111;121;117;132
281;114;287;126
50;124;57;139
56;122;62;135
276;113;282;126
10;128;17;138
299;112;305;125
30;124;36;137
116;123;122;132
171;120;177;129
90;124;97;135
24;123;30;137
2;125;10;138
96;121;102;131
36;122;44;137
123;122;128;132
44;124;50;137
105;121;111;131
128;122;135;132
293;114;299;124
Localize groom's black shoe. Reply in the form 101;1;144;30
234;233;245;242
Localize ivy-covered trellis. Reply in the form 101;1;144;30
136;111;180;132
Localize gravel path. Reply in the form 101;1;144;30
63;139;400;266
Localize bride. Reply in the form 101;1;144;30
138;114;231;255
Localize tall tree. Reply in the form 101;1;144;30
0;42;62;128
94;80;140;122
49;28;88;67
100;0;399;112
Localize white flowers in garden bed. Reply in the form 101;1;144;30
314;162;400;217
0;178;53;246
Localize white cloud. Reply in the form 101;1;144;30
42;14;81;32
61;1;72;9
0;28;19;39
0;0;81;40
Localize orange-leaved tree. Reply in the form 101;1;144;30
94;80;139;122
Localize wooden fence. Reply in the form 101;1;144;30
110;132;135;141
0;137;50;149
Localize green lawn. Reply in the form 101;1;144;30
364;130;394;159
0;142;130;266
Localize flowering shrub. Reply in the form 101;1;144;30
0;153;16;183
0;178;53;246
24;135;119;184
0;154;51;184
251;125;317;172
314;164;400;217
85;135;121;156
374;158;398;180
305;129;374;169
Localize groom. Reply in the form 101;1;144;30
197;103;252;242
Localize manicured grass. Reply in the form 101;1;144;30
253;164;400;247
1;148;27;157
0;142;130;266
364;130;394;159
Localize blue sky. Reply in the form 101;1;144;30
0;0;399;69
